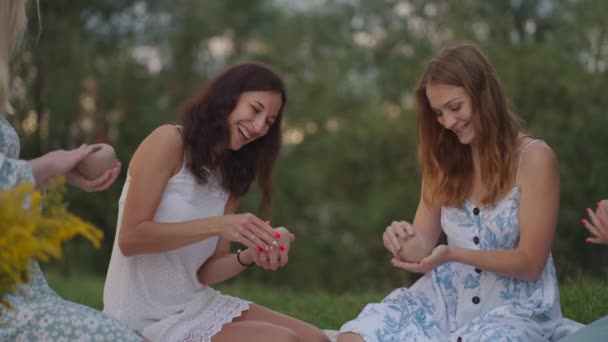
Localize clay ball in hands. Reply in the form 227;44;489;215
397;234;433;263
76;144;118;179
274;226;291;251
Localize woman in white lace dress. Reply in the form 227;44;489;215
338;42;579;341
103;63;329;342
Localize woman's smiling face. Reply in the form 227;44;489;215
426;83;475;145
227;91;283;151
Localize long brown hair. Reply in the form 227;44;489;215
180;63;286;217
416;42;522;207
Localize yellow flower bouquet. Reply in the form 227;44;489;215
0;179;103;308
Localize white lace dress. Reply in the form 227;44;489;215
103;161;250;342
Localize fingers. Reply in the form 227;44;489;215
586;237;606;245
390;257;425;273
595;201;608;228
402;222;416;237
72;144;95;162
384;221;413;254
245;215;277;245
71;162;121;192
266;247;280;270
255;251;272;270
581;218;600;237
93;163;121;191
581;217;608;244
586;208;604;234
89;162;122;191
382;231;399;256
278;246;289;267
235;215;276;249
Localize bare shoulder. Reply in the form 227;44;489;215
146;124;184;146
129;125;184;177
518;141;559;186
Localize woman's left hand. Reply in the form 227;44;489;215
67;161;121;192
390;244;451;273
253;233;295;270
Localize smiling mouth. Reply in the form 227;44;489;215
454;122;469;133
237;124;251;140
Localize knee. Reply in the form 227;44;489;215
337;332;365;342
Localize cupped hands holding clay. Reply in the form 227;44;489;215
383;220;433;263
252;226;296;271
69;143;122;192
76;143;118;179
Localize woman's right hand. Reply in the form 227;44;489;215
383;220;415;256
218;213;278;251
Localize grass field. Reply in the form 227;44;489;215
46;272;608;329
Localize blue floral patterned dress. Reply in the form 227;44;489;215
0;114;143;341
340;141;579;342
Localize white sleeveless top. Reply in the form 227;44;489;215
103;159;250;341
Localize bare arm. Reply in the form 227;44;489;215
118;125;277;256
197;196;256;286
448;144;560;281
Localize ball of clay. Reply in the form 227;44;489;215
76;143;117;180
274;226;291;251
397;234;433;263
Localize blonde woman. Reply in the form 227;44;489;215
0;1;142;340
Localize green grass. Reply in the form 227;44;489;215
47;272;608;328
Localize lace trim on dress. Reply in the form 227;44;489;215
180;297;250;342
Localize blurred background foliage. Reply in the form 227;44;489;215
7;0;608;292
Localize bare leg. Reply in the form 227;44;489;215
211;321;298;342
233;304;330;342
337;332;366;342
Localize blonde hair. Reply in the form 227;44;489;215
0;0;28;114
416;42;522;207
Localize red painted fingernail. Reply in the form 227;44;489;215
279;245;285;251
586;239;592;244
258;247;264;252
580;219;585;226
275;232;281;238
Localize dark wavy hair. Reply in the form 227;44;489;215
179;63;286;218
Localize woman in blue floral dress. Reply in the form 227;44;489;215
338;42;580;342
0;1;143;340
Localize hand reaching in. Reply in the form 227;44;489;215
582;200;608;245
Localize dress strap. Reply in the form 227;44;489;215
515;139;549;183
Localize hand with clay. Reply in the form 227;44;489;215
253;227;296;271
382;220;434;264
28;144;120;191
